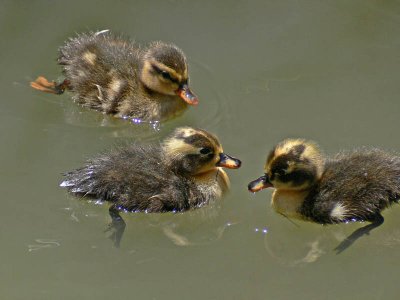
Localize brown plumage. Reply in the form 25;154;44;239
31;30;198;122
248;139;400;253
62;127;241;211
61;127;241;246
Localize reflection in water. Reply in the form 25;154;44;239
28;239;61;252
382;229;400;248
163;220;237;247
62;196;237;248
60;100;161;139
30;57;226;139
263;218;400;266
298;241;324;264
3;1;400;299
263;229;325;267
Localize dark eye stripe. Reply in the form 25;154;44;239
200;147;212;155
151;64;179;84
278;169;316;186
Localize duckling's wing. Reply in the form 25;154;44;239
61;144;161;197
61;144;192;212
308;149;400;223
59;32;140;112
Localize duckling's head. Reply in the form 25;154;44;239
248;139;325;192
140;42;198;105
162;127;241;176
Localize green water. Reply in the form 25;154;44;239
1;0;400;299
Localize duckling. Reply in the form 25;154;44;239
248;139;400;253
31;30;198;122
61;127;241;246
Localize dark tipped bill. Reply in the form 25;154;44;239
176;84;198;105
216;153;241;169
248;175;273;192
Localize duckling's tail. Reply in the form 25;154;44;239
30;76;70;95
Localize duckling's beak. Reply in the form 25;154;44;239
248;175;273;192
216;153;241;169
176;84;198;105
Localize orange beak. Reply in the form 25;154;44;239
248;175;273;192
176;84;198;105
216;153;241;169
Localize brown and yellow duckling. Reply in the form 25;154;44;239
31;30;198;122
61;127;241;245
248;139;400;253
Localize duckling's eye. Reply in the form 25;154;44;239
275;169;287;177
152;65;178;83
160;71;180;84
200;147;212;155
161;71;172;80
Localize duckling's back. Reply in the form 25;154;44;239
58;32;145;116
301;149;400;223
61;144;203;212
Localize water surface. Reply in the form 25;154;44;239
1;1;400;299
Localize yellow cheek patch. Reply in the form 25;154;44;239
264;139;325;188
141;61;156;84
163;128;224;174
149;60;183;82
183;67;188;80
163;138;196;157
141;61;178;95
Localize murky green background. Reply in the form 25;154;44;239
1;0;400;299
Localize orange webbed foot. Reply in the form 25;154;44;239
30;76;70;95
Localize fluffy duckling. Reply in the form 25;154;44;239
248;139;400;253
61;127;241;245
31;30;198;122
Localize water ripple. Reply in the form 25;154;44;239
28;239;61;252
